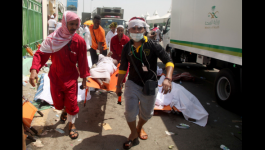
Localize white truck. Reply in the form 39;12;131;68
162;0;242;108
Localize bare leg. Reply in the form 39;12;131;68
125;120;138;147
102;78;110;89
136;116;148;139
94;78;105;88
104;78;110;83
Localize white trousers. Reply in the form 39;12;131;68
67;113;78;123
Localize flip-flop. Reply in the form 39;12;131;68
123;138;139;149
69;129;79;139
138;128;148;140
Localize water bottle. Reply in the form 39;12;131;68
220;145;230;150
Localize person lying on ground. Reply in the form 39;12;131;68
90;51;118;89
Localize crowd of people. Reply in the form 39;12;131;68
28;11;174;149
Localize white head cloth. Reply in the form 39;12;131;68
128;18;150;32
51;15;54;19
117;25;124;29
40;11;80;53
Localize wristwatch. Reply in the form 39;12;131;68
116;84;123;89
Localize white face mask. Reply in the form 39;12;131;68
130;32;144;42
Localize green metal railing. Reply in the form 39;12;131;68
22;0;43;56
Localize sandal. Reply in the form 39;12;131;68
60;112;67;122
138;128;148;140
123;138;139;149
69;129;79;139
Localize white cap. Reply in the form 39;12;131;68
117;25;124;29
51;15;54;19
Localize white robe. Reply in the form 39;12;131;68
78;27;84;38
83;26;91;50
105;30;117;51
156;75;209;127
89;54;117;80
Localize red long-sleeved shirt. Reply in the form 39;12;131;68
30;33;90;84
110;34;130;62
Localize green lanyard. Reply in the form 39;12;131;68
131;44;143;65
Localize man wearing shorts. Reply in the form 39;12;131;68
116;17;174;149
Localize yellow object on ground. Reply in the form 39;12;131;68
103;123;112;130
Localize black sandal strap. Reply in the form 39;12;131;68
69;129;79;139
123;140;133;149
60;112;67;121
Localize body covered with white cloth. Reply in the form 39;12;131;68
156;75;209;127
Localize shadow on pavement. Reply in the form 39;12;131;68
27;90;110;142
72;134;127;150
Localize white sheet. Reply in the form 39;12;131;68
89;54;117;79
87;56;92;68
157;66;163;76
156;75;209;127
35;73;91;105
84;26;91;49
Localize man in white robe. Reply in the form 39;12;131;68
83;25;91;50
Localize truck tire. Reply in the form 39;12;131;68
214;68;238;108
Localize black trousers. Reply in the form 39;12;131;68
90;48;107;65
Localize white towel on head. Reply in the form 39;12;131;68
117;25;124;29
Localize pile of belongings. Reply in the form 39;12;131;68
172;72;195;81
155;75;208;127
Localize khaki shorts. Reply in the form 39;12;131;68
124;80;158;122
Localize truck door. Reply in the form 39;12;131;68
162;18;171;50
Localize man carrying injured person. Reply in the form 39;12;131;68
89;51;118;89
29;11;90;140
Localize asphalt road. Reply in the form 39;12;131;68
157;61;242;150
25;52;242;150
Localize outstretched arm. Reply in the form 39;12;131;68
29;47;51;87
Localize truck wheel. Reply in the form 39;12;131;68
214;68;238;108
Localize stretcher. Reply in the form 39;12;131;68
154;105;181;112
81;63;121;106
22;96;43;141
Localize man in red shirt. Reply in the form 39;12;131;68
110;25;130;83
29;11;90;140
